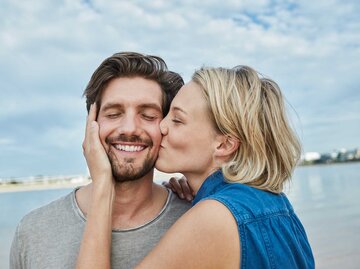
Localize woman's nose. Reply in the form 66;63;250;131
159;117;168;135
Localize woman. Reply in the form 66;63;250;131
77;66;314;268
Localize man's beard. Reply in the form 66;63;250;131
105;134;157;183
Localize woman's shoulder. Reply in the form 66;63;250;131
204;182;294;223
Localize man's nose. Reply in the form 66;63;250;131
118;114;138;135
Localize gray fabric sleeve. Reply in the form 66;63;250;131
9;223;23;269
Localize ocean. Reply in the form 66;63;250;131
1;163;359;268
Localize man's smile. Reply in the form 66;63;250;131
114;144;146;152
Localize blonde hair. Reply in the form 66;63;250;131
192;66;301;193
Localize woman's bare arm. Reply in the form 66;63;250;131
76;183;114;269
76;104;115;269
136;199;241;269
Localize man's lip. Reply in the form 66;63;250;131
111;142;148;147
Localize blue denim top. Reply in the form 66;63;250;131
192;170;315;269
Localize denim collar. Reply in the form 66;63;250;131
192;170;224;206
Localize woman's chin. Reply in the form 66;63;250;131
155;159;176;174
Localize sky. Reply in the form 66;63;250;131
0;0;359;178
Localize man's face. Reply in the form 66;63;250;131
97;77;163;182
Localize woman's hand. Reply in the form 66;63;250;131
82;103;114;189
76;103;114;269
162;176;194;201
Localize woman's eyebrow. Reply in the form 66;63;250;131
172;106;187;115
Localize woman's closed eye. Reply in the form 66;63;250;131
172;117;183;124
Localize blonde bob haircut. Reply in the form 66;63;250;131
192;66;301;194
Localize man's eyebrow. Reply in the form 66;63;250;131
100;103;162;113
172;106;187;115
100;103;123;112
138;103;162;113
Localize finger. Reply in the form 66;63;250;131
162;181;176;193
90;121;101;147
84;104;93;151
88;102;97;121
84;103;98;152
179;177;193;201
169;177;184;199
89;120;108;160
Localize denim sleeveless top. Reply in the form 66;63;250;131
192;170;315;269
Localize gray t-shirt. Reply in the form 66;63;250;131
10;188;190;269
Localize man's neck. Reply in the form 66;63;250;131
76;173;168;230
111;177;168;229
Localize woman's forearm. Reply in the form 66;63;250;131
76;102;115;268
76;182;115;269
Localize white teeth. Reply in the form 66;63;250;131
115;145;144;152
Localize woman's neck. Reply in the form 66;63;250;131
184;167;220;195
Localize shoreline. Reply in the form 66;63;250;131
299;159;360;167
0;171;182;193
0;181;90;193
2;163;360;193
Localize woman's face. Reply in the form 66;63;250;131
156;81;220;180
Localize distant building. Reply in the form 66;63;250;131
303;152;321;162
355;148;360;159
300;147;360;166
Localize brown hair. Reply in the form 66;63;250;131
83;52;184;116
192;66;301;193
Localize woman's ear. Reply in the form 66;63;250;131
214;134;240;158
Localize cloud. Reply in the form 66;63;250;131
0;138;15;145
0;0;359;177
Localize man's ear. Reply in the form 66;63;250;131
214;134;240;158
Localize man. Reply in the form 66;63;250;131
10;52;191;268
